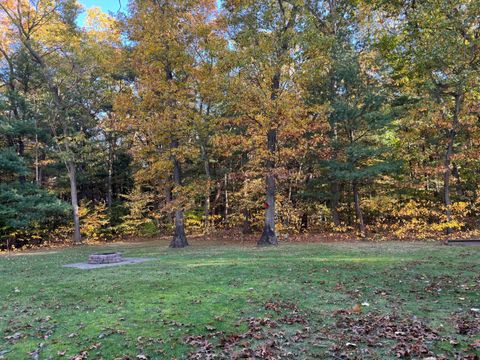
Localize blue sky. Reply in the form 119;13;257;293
78;0;124;14
77;0;123;25
77;0;222;24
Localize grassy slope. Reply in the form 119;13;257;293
0;240;478;359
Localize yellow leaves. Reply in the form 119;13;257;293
450;201;469;215
332;224;354;233
185;213;203;229
84;7;120;44
135;158;172;184
119;189;158;236
430;220;463;233
396;200;431;218
0;18;14;52
0;1;28;53
389;200;469;239
79;201;110;242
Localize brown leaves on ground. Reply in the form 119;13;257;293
68;343;102;360
185;301;309;359
3;331;25;344
454;310;480;336
319;311;480;359
184;302;480;359
323;311;438;358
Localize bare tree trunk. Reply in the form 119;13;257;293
258;128;278;245
444;159;452;234
224;173;229;224
17;137;26;183
242;209;253;234
67;162;81;244
106;135;115;208
352;181;365;238
169;139;188;248
171;206;187;248
201;144;211;228
452;163;463;197
328;105;341;228
204;186;211;228
165;184;173;224
35;119;41;186
330;181;341;226
444;93;463;235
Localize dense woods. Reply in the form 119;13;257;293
1;0;479;249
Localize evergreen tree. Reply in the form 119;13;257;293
0;148;69;249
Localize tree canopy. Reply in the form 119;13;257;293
1;0;479;249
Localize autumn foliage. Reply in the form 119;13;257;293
1;0;480;249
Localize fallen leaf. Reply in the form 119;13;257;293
352;304;362;313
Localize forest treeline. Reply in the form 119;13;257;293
0;0;479;249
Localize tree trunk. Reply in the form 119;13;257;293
258;64;282;246
352;181;365;238
443;93;463;235
16;31;83;241
171;207;187;248
242;209;253;234
452;163;463;197
106;135;114;208
67;162;81;244
201;144;211;228
330;180;341;226
17;137;26;183
258;128;278;245
165;184;174;224
164;61;188;248
35;129;41;186
300;212;308;232
204;189;211;229
224;173;229;224
169;140;188;248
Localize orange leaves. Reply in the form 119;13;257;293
351;303;363;314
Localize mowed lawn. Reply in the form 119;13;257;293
0;240;479;359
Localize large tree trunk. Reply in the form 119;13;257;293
165;184;174;224
67;162;81;244
164;61;188;248
258;128;278;245
352;181;365;238
330;180;341;226
171;207;187;248
443;93;463;235
169;141;188;248
258;64;282;246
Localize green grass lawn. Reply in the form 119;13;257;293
0;240;479;359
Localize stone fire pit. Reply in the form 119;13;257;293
64;252;154;269
88;252;123;264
